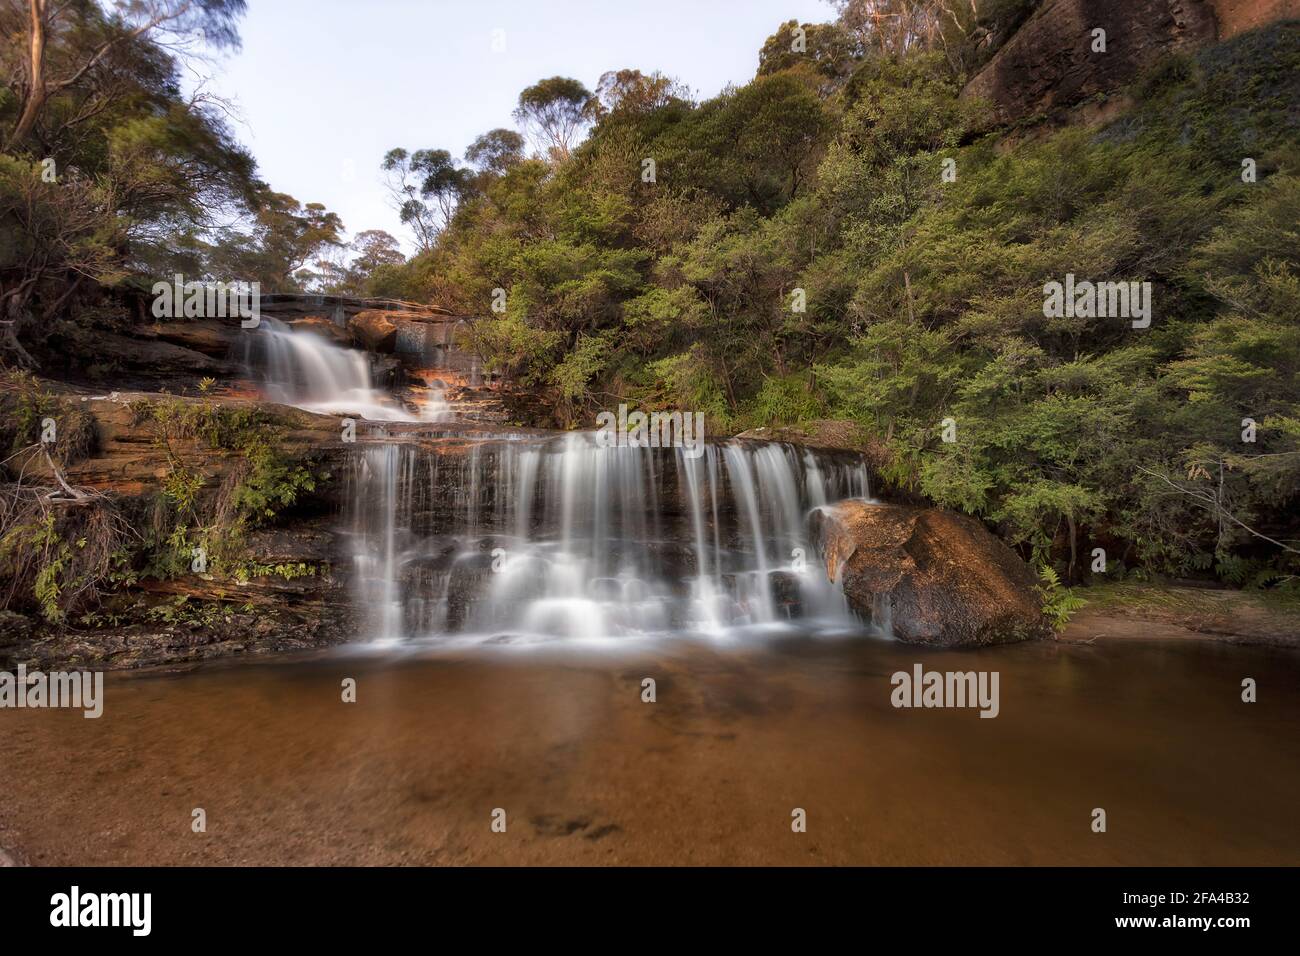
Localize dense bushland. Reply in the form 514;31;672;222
381;17;1300;586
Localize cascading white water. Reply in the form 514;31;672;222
342;433;875;645
238;311;880;644
244;317;448;422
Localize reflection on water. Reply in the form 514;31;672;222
4;635;1297;865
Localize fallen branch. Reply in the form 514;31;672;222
1135;464;1300;557
0;320;39;369
42;444;91;502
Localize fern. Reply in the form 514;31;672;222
1036;565;1087;633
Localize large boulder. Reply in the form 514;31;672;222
814;500;1051;646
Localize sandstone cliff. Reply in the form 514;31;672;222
961;0;1297;127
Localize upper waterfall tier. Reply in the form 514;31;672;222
241;317;449;422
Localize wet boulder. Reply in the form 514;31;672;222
813;500;1051;646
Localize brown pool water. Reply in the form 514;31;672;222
2;635;1298;865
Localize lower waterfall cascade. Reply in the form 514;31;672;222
341;433;877;645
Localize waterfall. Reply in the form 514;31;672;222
238;317;879;644
243;317;448;422
342;433;875;645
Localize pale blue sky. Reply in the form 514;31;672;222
204;0;834;252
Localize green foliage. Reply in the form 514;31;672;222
810;27;1300;584
130;397;326;576
549;332;612;423
145;595;236;628
230;561;317;584
373;21;1300;588
0;372;96;465
1;0;344;367
643;347;736;431
513;76;593;160
750;374;827;427
161;467;205;519
1036;565;1088;633
2;372;61;454
229;434;319;523
471;308;566;385
29;513;70;622
0;497;137;623
201;186;344;292
758;20;862;93
465;129;526;174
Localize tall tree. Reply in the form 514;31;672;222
3;0;247;150
204;186;343;292
381;147;468;252
315;229;405;295
757;20;863;95
513;76;593;162
0;0;275;367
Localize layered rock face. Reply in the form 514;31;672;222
962;0;1223;126
0;391;359;670
52;391;347;496
814;500;1052;646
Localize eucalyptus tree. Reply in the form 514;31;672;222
381;147;471;253
3;0;247;150
465;128;525;176
513;76;593;162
